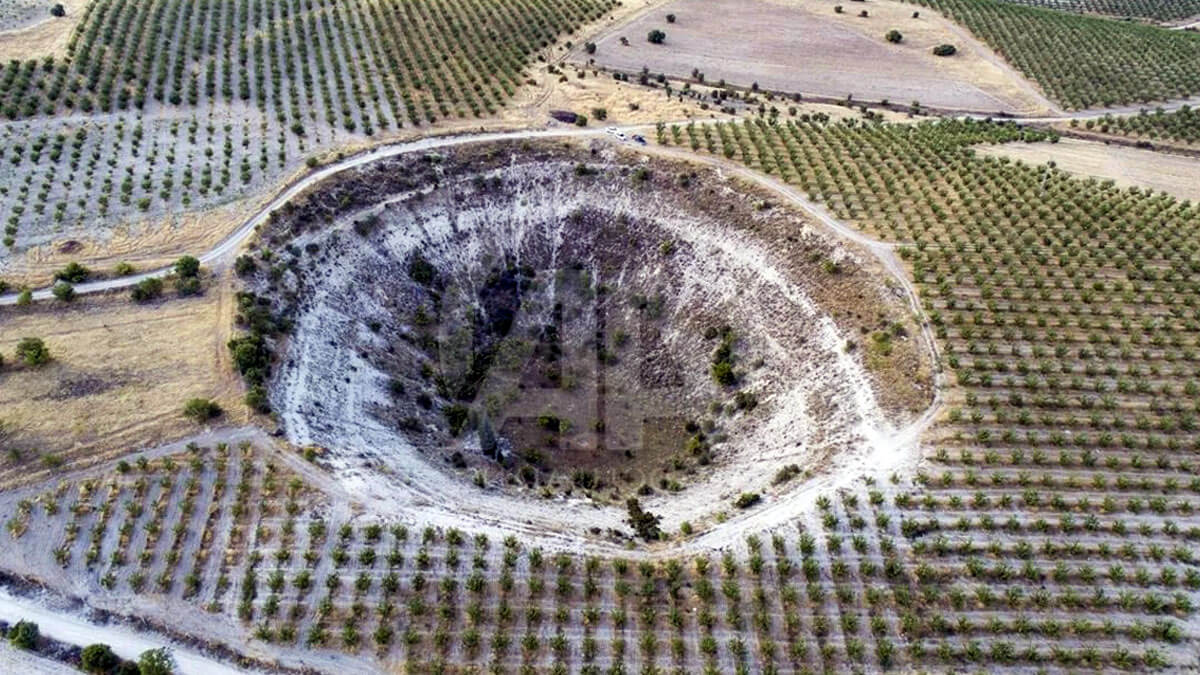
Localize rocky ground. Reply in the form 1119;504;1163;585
243;139;931;540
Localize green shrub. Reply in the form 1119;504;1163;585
8;620;38;650
886;30;903;43
183;398;222;423
408;253;437;285
244;385;270;413
234;255;257;276
228;333;271;384
175;275;202;296
137;647;175;675
174;255;200;278
51;281;75;301
54;261;90;283
711;328;737;386
734;492;762;509
444;404;469;436
932;43;957;56
648;29;666;44
81;643;121;673
773;464;802;485
711;362;735;386
15;337;50;366
626;498;661;540
130;277;164;302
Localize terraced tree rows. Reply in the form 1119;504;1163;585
1075;105;1200;145
665;113;1200;670
7;446;1187;672
4;116;1199;671
0;0;615;259
909;0;1200;109
995;0;1200;22
0;113;296;251
3;441;323;613
0;0;613;123
0;446;922;673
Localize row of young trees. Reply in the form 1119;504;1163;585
0;0;616;257
1074;104;1200;144
3;418;1193;672
910;0;1200;109
7;617;176;675
0;0;616;124
993;0;1200;21
669;111;1200;669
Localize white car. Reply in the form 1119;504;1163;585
604;126;619;135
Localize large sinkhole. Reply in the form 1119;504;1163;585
255;142;930;510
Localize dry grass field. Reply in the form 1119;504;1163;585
0;282;244;488
580;0;1054;113
0;0;88;61
975;136;1200;201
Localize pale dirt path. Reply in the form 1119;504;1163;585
0;124;657;306
1018;93;1200;122
0;641;76;674
0;587;249;674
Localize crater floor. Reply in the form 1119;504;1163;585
248;141;931;540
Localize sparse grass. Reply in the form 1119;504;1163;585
0;290;240;484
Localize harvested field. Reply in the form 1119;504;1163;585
975;136;1200;202
579;0;1053;114
0;284;243;487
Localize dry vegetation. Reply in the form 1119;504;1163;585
0;0;88;62
0;284;243;487
976;137;1200;202
579;0;1052;113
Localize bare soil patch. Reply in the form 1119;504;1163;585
580;0;1050;113
975;136;1200;202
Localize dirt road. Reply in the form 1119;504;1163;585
0;587;249;674
0;125;641;305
